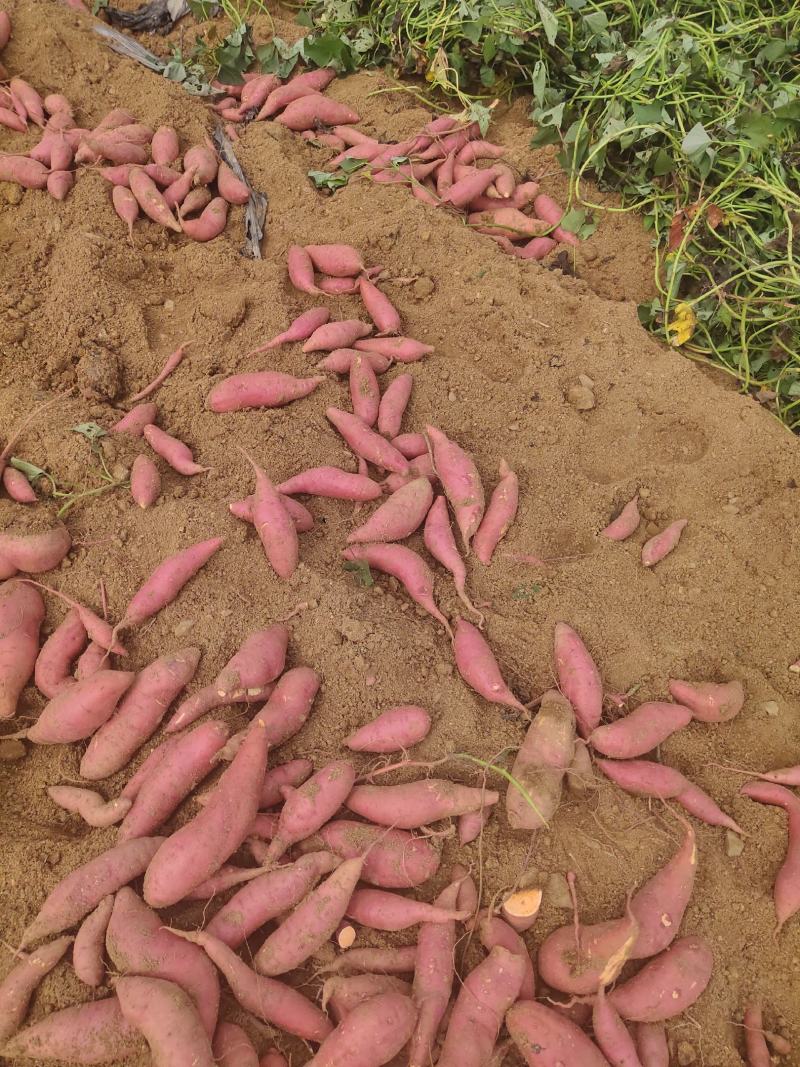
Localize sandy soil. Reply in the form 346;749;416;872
1;2;799;1065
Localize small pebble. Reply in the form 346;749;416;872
448;390;458;402
676;1040;696;1065
0;739;26;761
578;373;595;388
762;700;779;717
725;830;744;858
544;872;572;909
173;618;195;637
566;384;595;411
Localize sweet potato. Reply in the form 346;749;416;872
181;196;229;241
279;465;381;501
20;581;124;656
425;424;484;549
305;321;374;354
321;945;418;975
554;621;603;738
243;451;298;579
21;836;164;945
350;355;380;426
454;618;526;714
472;459;518;564
264;759;356;863
128;168;181;233
0;154;50;189
143;423;208;475
256;79;321;120
129;454;160;508
507;1000;611;1067
667;678;745;723
641;519;688;567
459;807;492;844
629;818;697;958
327;407;411;473
602;496;641;541
635;1023;669;1067
324;975;412;1023
538;905;640;996
167;624;288;731
75;642;107;682
27;669;135;744
532;193;580;245
305;243;365;277
217;160;250;204
259;1052;288;1067
259;757;314;806
359;276;402;335
183;145;218;185
151;125;179;165
277;93;360;131
609;936;713;1022
342;543;451;633
355;336;433;362
230;493;314;532
73;896;112;987
80;647;200;778
469;208;548;240
592;984;643;1067
475;911;536;999
740;780;800;931
424;495;481;620
2;997;145;1063
47;787;131;828
143;722;267;905
116;976;214;1066
589;702;692;759
742;1004;771;1067
213;1022;258;1067
437;946;526;1067
208;370;324;413
507;689;575;829
34;608;85;698
306;992;416;1067
347;478;433;544
302;820;440;888
252;665;321;747
344;704;431;752
163;165;198;209
2;466;37;503
0;935;72;1042
106;889;219;1036
254;857;365;975
111;402;157;436
0;11;10;49
346;779;499;829
121;536;223;628
128;342;189;403
408;879;459;1066
287;244;321;294
0;579;44;719
0;524;71;579
318;349;392;376
375;375;412;439
249;307;330;353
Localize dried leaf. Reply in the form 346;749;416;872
668;210;685;251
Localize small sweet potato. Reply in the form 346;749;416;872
344;704;431;752
0;578;44;720
608;936;713;1022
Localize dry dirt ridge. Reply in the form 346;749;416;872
1;2;799;1065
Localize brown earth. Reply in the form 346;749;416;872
1;2;799;1065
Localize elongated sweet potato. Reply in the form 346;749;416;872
0;935;72;1042
506;1001;611;1067
116;976;214;1066
301;820;440;888
507;689;575;829
1;997;145;1063
305;992;416;1067
608;936;713;1022
346;779;499;829
0;579;44;719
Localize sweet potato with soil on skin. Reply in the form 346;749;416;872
253;857;365;975
242;451;299;580
111;402;157;436
21;836;164;946
507;688;575;829
213;1022;258;1067
1;997;145;1063
116;976;214;1067
740;780;800;931
384;453;436;492
73;896;113;987
342;543;451;634
129;454;160;508
143;423;208;476
567;739;594;796
437;946;527;1067
321;946;418;975
377;373;413;438
475;911;536;999
247;665;320;749
359;276;402;335
35;607;86;698
424;495;482;621
0;935;72;1042
277;93;360;131
304;320;374;353
183;145;218;185
425;424;484;549
472;459;518;564
468;208;548;239
80;646;200;778
120;536;223;628
347;478;433;544
538;905;640;996
589;701;692;759
628;817;697;958
327;407;410;473
178;186;213;217
47;787;131;827
106;887;219;1035
216;160;250;204
142;722;268;906
9;78;44;126
0;156;50;190
300;820;440;888
597;758;745;834
279;465;381;501
454;618;527;714
641;519;688;567
181;196;229;242
128;169;181;233
229;493;314;533
163;165;198;209
667;678;745;723
0;524;71;580
47;171;73;201
287;244;321;294
554;621;603;738
167;623;287;732
635;1022;669;1067
355;336;434;362
205;851;338;948
306;991;416;1067
249;307;330;353
0;579;44;720
2;467;37;503
350;355;380;426
263;759;357;863
592;984;644;1067
408;878;459;1066
609;935;713;1022
305;243;365;277
324;975;412;1023
318;348;393;375
151;125;180;165
346;778;499;829
507;1001;611;1067
344;704;431;752
602;496;641;540
26;669;135;744
259;757;314;806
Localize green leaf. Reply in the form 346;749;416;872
651;147;674;175
72;422;107;442
295;9;313;27
9;457;47;482
535;0;559;46
681;122;711;158
308;169;350;191
583;10;608;34
467;101;493;137
531;60;547;105
631;102;663;125
480;65;496;88
302;32;356;71
340;157;367;174
343;560;374;587
531;125;560;147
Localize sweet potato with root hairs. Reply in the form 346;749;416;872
116;976;214;1067
345;704;431;751
318;349;392;375
306;991;416;1067
740;780;800;931
128;169;181;232
635;1023;669;1067
205;851;338;947
554;621;603;737
106;887;219;1035
346;779;499;828
304;320;374;353
254;857;365;975
27;669;135;744
321;946;418;975
0;525;71;579
609;936;713;1022
287;244;321;294
349;355;380;426
408;879;459;1065
47;787;131;827
181;197;229;241
602;496;641;540
0;579;43;720
217;160;250;204
742;1004;772;1067
73;896;112;987
279;465;381;501
472;459;518;564
476;911;536;999
111;402;157;436
143;722;268;906
213;1022;258;1067
328;407;410;472
21;836;164;946
183;864;269;899
628;818;697;958
2;466;36;503
80;646;200;778
459;806;492;844
668;678;744;723
355;336;434;362
342;543;451;633
2;997;145;1063
533;193;580;245
538;904;640;996
425;424;484;549
597;758;745;834
143;422;208;475
75;642;107;681
593;984;644;1067
359;276;402;335
302;820;440;888
242;451;298;579
35;607;86;698
424;495;482;620
324;974;412;1023
20;581;123;656
250;307;330;352
507;1000;611;1067
306;243;365;276
589;702;692;758
277;93;360;130
641;519;687;566
0;935;72;1041
437;946;526;1067
120;536;223;628
167;623;287;732
348;478;433;544
507;689;575;829
264;759;357;863
454;618;527;714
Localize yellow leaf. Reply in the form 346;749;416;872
666;302;697;347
